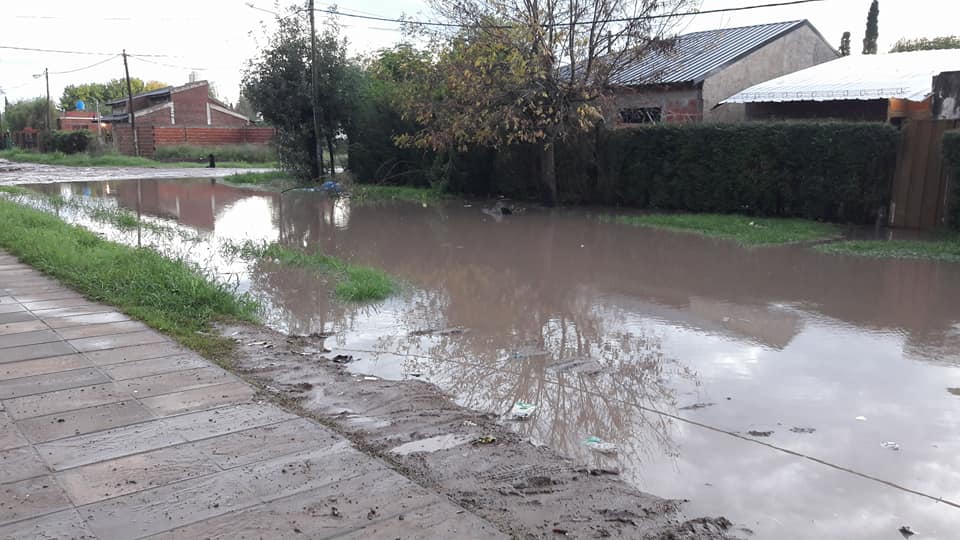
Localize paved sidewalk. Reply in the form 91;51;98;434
0;251;504;540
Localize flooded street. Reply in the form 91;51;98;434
20;178;960;539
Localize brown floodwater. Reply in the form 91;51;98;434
21;178;960;539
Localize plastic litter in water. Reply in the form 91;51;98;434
584;436;618;455
855;416;867;421
510;401;536;419
881;441;901;451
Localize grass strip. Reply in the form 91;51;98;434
0;149;268;169
0;199;258;358
227;241;395;302
224;170;296;185
609;213;842;246
350;185;445;205
815;237;960;262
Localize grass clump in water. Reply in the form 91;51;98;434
350;185;445;205
815;235;960;262
0;199;259;358
609;213;842;246
224;170;296;185
228;241;395;302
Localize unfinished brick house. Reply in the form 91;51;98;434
103;80;273;157
606;20;837;126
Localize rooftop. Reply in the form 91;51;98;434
611;20;817;86
722;49;960;104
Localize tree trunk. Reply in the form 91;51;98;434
539;143;558;207
326;135;337;176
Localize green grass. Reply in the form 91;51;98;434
350;185;445;205
227;241;395;302
224;170;296;185
0;149;272;169
815;235;960;262
609;213;842;246
154;143;276;163
0;199;259;358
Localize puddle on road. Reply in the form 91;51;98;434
16;178;960;539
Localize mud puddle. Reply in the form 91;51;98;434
12;178;960;539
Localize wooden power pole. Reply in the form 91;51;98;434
122;50;140;157
308;0;324;178
44;68;51;131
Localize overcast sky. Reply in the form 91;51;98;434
1;0;957;106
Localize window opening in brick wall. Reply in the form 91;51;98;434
619;107;662;124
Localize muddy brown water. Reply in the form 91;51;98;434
20;178;960;539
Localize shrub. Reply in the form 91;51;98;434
154;144;276;163
42;130;91;154
944;130;960;229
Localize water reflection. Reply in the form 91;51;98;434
23;179;960;539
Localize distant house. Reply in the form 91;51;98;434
607;20;837;125
57;110;99;131
101;80;274;158
101;80;251;128
721;49;960;123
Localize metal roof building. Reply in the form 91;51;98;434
606;20;837;124
723;49;960;104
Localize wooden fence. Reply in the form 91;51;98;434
890;119;960;229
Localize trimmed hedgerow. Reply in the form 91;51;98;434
943;130;960;229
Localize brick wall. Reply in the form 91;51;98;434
171;84;211;126
113;125;275;157
210;108;250;127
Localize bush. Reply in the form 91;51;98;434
154;144;276;163
944;130;960;229
42;130;91;154
583;123;900;223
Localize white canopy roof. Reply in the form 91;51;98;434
723;49;960;104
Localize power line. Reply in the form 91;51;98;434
48;55;120;75
0;44;180;58
129;56;208;71
305;0;826;29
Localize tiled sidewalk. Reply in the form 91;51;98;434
0;251;504;540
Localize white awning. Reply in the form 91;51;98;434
723;49;960;104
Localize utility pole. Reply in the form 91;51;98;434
44;68;51;131
308;0;324;178
122;50;140;157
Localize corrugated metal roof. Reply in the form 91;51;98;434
611;20;807;86
723;49;960;103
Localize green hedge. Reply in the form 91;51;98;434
154;144;276;163
41;130;91;154
583;123;900;223
944;130;960;229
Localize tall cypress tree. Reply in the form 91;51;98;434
862;0;879;54
840;32;851;56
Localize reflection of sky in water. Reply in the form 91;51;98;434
14;179;960;539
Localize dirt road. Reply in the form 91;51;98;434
0;158;269;185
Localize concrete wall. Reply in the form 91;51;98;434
703;24;838;122
605;85;703;126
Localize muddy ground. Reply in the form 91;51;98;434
218;321;739;539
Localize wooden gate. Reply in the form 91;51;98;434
890;119;960;229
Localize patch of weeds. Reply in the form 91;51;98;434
0;149;269;169
350;185;446;205
0;186;30;195
815;235;960;262
225;240;396;302
607;213;842;246
0;199;259;360
224;170;296;185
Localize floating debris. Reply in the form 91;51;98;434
510;402;537;420
409;326;468;337
747;430;774;438
584;436;618;455
547;357;604;374
331;355;355;364
855;416;867;422
362;376;379;381
790;427;816;434
881;441;901;451
472;436;497;445
899;525;916;538
679;402;716;411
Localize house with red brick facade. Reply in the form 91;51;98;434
102;80;274;157
606;20;837;126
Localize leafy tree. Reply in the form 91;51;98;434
840;32;851;56
890;35;960;52
862;0;879;54
243;5;349;179
234;91;258;121
59;79;167;111
4;97;58;131
396;0;693;205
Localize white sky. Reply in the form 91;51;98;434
1;0;957;106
